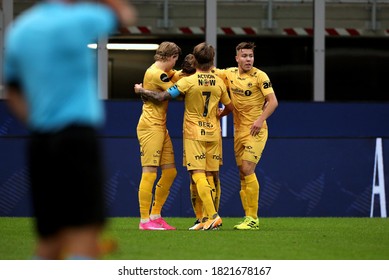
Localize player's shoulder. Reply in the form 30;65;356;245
252;66;266;74
214;74;225;84
249;67;270;79
146;63;162;74
227;67;239;73
216;67;236;72
4;5;40;49
6;4;39;33
222;67;239;77
146;64;172;83
210;67;221;75
179;73;197;84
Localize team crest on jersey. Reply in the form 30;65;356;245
160;73;170;82
248;82;253;88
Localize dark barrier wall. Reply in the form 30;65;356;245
1;100;388;217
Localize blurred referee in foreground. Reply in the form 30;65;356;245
3;0;136;259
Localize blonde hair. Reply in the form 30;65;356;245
154;41;181;62
193;42;214;71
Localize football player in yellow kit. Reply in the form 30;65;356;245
135;42;234;230
136;42;181;230
180;54;223;230
215;42;278;230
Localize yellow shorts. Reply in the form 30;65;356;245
183;134;223;168
234;128;268;166
137;129;175;167
184;139;220;171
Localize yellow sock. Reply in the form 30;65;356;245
214;176;221;212
150;168;177;216
244;173;259;219
190;182;203;220
138;172;157;220
207;175;217;209
240;180;249;216
192;173;217;219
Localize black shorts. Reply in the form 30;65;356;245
28;125;106;238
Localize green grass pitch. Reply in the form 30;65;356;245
0;217;388;260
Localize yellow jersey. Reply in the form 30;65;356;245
213;67;274;132
137;63;177;131
175;72;231;141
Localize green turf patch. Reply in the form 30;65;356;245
0;217;388;260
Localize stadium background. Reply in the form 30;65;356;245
0;0;388;218
1;101;388;218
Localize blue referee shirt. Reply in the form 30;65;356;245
3;2;118;132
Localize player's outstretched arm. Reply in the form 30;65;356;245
102;0;137;27
134;83;172;102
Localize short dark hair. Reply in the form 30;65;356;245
236;42;256;54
